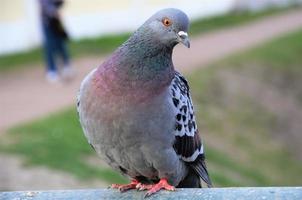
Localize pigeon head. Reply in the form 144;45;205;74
141;8;190;48
101;8;190;91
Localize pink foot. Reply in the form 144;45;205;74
111;180;139;192
144;178;175;198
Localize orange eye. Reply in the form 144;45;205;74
162;18;172;27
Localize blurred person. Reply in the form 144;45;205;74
39;0;73;82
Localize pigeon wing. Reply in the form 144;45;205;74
170;71;212;187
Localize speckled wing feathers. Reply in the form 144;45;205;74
170;72;212;187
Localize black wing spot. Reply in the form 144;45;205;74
180;105;187;114
188;121;193;132
173;98;179;107
172;89;176;97
184;106;187;114
175;123;182;131
176;114;182;121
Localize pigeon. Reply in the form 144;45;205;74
77;8;212;197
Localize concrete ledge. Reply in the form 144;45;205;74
1;187;301;200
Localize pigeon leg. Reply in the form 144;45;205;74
144;178;175;198
111;179;139;192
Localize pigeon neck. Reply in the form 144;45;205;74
114;29;175;89
95;29;176;102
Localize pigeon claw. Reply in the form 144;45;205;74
111;179;139;192
144;178;175;198
136;183;153;191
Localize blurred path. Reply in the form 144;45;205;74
1;8;302;132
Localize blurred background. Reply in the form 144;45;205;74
1;0;302;191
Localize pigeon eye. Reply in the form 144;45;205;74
162;18;172;27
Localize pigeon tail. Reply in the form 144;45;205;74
190;154;213;188
177;168;201;188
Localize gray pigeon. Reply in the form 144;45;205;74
77;8;212;197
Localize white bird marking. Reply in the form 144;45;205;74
178;31;188;37
181;145;204;162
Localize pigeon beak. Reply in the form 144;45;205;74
177;31;190;48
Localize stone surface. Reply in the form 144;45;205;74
1;187;302;200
